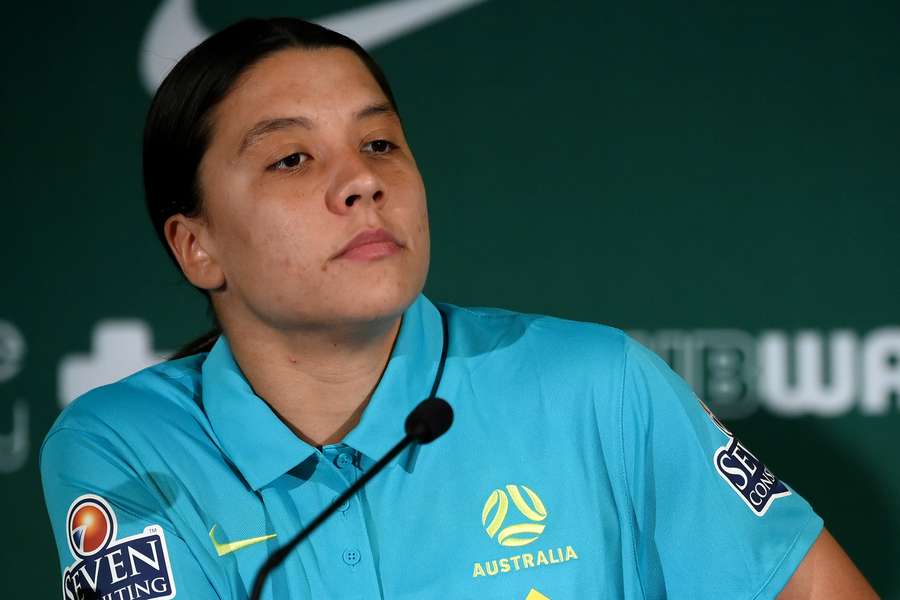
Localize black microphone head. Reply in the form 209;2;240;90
405;397;453;444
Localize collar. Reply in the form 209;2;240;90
343;294;444;468
201;294;445;491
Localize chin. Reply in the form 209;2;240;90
339;280;421;323
287;271;421;329
336;256;428;319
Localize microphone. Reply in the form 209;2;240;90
404;396;454;443
249;397;453;600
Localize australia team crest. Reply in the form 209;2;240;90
62;494;176;599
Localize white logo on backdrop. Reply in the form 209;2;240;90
0;321;28;473
58;321;169;408
139;0;489;93
631;327;900;419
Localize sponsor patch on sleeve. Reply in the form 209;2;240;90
62;494;176;600
698;397;791;516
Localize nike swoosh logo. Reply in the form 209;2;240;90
208;524;277;557
139;0;489;93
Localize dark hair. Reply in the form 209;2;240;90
142;17;401;359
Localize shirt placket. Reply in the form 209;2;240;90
259;444;383;599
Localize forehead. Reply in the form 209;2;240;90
213;47;389;132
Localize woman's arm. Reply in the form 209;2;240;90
779;528;878;599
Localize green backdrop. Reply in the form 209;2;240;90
2;1;898;597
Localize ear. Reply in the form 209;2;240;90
164;214;225;291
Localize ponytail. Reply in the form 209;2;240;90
169;327;222;360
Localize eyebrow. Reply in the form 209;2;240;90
238;101;398;155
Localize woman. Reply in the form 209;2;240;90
41;17;875;599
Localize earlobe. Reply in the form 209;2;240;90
164;215;226;291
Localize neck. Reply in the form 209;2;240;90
222;313;403;447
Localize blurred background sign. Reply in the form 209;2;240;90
1;0;898;596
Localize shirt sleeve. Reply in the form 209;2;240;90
40;426;221;600
619;335;823;599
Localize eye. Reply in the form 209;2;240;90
268;152;308;171
363;139;397;154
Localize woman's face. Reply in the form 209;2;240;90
188;48;429;331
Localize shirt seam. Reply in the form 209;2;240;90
39;425;85;472
640;348;759;579
618;337;647;600
152;365;204;401
41;426;160;503
451;305;521;320
450;303;562;326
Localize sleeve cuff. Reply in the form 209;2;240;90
752;512;825;599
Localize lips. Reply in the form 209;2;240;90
334;228;403;260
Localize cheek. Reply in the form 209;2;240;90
418;195;430;233
382;162;428;226
223;195;320;281
259;216;317;276
413;184;430;243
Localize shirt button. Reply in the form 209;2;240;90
335;496;350;512
342;548;361;566
334;452;354;469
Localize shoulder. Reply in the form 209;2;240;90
439;302;631;380
440;301;627;356
41;353;209;454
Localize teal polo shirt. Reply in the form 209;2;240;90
41;294;822;599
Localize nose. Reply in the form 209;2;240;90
326;152;385;214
